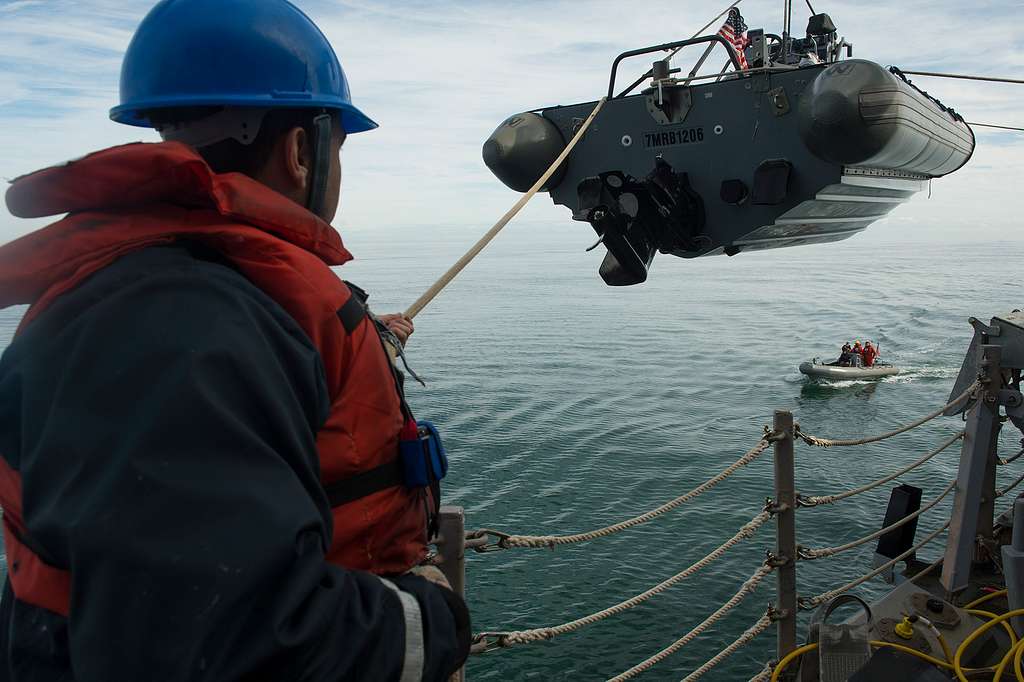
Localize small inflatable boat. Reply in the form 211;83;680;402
799;359;901;380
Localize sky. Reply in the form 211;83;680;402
0;0;1022;247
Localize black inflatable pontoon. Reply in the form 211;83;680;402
483;12;974;285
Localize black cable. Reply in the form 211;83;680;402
900;70;1024;85
806;0;817;14
968;122;1024;132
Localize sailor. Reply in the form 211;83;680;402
851;341;865;367
863;341;879;367
836;342;853;365
0;1;468;679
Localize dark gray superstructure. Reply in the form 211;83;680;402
484;15;974;285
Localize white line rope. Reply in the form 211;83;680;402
747;663;773;682
998;471;1024;498
473;512;771;649
680;611;773;681
607;564;774;681
403;96;607;319
999;447;1024;466
796;382;977;448
799;521;949;610
798;432;963;507
799;479;954;560
475;437;771;549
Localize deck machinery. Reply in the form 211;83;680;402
483;12;974;285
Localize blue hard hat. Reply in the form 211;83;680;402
110;0;377;134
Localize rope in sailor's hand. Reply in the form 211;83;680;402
402;96;607;320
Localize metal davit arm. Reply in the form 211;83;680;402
607;34;743;99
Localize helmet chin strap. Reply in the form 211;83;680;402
306;112;333;218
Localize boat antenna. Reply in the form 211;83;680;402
805;0;817;14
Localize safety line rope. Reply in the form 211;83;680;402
799;521;949;610
798;431;964;507
998;471;1024;498
748;663;773;682
403;96;607;319
681;611;773;681
469;437;772;549
607;564;775;681
799;479;955;559
796;382;977;447
470;511;771;651
1001;447;1024;466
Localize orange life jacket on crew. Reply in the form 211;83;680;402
0;142;433;617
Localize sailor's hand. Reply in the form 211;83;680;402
378;313;414;346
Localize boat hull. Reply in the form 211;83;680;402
484;55;974;285
799;361;901;380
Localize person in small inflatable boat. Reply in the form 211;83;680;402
0;1;469;680
863;341;879;367
836;341;864;367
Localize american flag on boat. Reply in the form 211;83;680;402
718;7;750;70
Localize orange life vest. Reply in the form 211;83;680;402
0;142;432;617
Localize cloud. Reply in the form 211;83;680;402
1;0;1021;246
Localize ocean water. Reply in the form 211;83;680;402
1;223;1022;680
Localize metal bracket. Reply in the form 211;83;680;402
768;86;790;116
999;389;1024;409
643;85;693;124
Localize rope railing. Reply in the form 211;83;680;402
470;511;772;652
461;380;983;679
747;663;773;682
681;611;774;681
467;434;774;551
999;444;1024;465
795;381;977;448
798;521;950;610
798;479;955;560
797;431;964;507
997;470;1024;498
607;564;775;681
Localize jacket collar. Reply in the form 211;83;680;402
3;141;352;266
